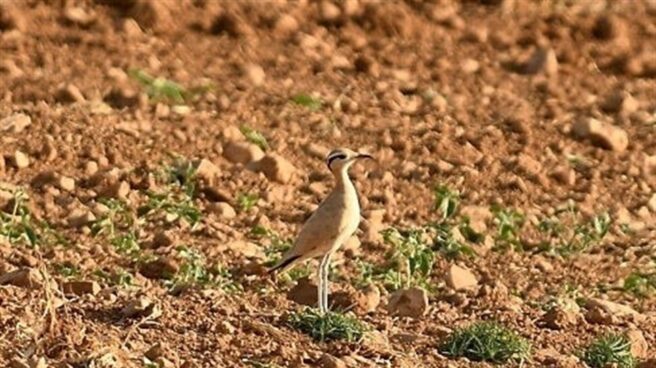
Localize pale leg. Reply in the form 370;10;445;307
318;255;327;313
321;253;332;313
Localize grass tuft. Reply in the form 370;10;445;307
236;192;259;212
240;125;269;151
287;308;367;342
380;227;434;291
433;185;459;220
580;333;636;368
623;272;656;298
128;68;187;104
440;321;531;365
291;93;323;111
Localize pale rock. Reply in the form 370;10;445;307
121;297;154;317
61;280;101;296
572;118;628;152
9;150;29;169
648;193;656;212
585;298;641;324
63;7;96;27
387;287;429;318
319;1;341;23
273;14;298;37
602;91;639;115
194;158;220;182
461;58;480;74
100;181;130;200
0;113;31;133
56;83;86;103
359;284;381;313
139;257;179;279
227;240;264;260
57;176;75;192
550;165;576;186
446;264;478;290
522;47;558;76
626;329;648;359
67;208;96;228
252;154;297;184
540;300;580;329
459;205;492;233
209;202;236;219
319;353;347;368
223;142;264;165
243;63;265;87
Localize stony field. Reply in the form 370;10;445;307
1;0;656;367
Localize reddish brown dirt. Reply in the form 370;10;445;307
1;0;656;367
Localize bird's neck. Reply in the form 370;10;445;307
334;167;354;191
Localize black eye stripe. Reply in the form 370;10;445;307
327;153;347;167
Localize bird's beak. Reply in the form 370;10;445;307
356;153;374;160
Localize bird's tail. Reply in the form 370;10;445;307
267;254;301;274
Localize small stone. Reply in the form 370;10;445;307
151;231;174;248
459;205;492;233
243;64;265;87
592;14;627;40
85;161;99;176
227;240;264;260
171;105;190;116
626;329;648;359
534;256;554;272
516;153;542;178
209;202;236;219
61;280;101;296
461;58;480;74
251;154;297;184
67;208;96;228
585;298;641;324
139;257;179;279
56;83;86;103
358;284;381;313
63;7;96;27
573;118;629;152
99;180;130;200
446;264;478;290
602;91;639;115
194;159;220;182
540;301;580;330
387;287;429;318
550;165;576;186
9;150;29;169
0;268;42;289
57;176;75;192
273;14;298;37
319;353;347;368
0;113;31;133
121;297;155;317
522;47;558;76
647;193;656;212
223;142;264;165
319;1;341;23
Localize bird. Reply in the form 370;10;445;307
268;147;372;313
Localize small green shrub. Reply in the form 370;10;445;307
291;93;323;111
440;321;531;364
580;333;636;368
381;227;434;291
240;125;269;151
287;308;366;342
433;185;459;220
623;272;656;298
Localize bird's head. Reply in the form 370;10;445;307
326;147;373;173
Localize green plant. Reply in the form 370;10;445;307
164;158;198;198
237;192;259;212
380;227;434;291
430;222;476;260
55;263;80;279
291;93;323;111
91;198;133;237
240;125;269;151
167;246;241;293
623;272;656;298
140;190;202;227
491;206;525;251
580;333;636;368
251;226;293;267
434;185;459;220
440;321;531;365
111;232;141;255
128;68;188;104
537;211;611;256
287;308;367;342
0;188;40;247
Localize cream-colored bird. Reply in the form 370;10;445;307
269;148;372;313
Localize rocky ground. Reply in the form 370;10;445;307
1;0;656;367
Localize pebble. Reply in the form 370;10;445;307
99;180;130;200
194;158;220;182
319;353;347;368
61;280;101;296
223;142;264;165
251;154;297;184
572;118;628;152
601;91;639;115
522;47;558;76
63;7;96;27
67;208;96;228
0;268;42;289
57;176;76;192
550;165;576;186
460;58;480;74
139;257;179;279
9;150;29;169
56;83;86;103
0;113;31;133
319;1;342;23
386;287;429;318
121;297;155;318
585;297;642;324
243;63;265;87
627;329;648;359
227;240;264;260
445;264;478;291
540;301;580;330
209;202;236;219
273;14;298;38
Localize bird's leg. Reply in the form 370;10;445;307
318;255;327;314
321;253;332;313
